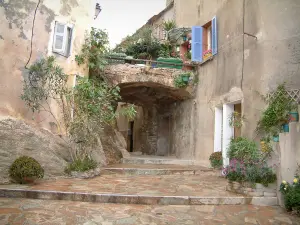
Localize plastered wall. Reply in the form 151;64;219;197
0;0;94;131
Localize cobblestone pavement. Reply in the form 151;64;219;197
0;198;299;225
0;173;240;197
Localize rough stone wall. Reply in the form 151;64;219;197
170;0;300;166
0;117;128;183
104;64;190;91
139;107;158;155
0;0;92;131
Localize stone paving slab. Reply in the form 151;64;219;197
103;164;213;175
0;174;235;197
0;174;279;206
122;156;196;165
0;198;299;225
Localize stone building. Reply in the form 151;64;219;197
0;0;130;183
114;0;300;167
0;0;97;131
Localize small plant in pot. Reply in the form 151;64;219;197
229;112;245;128
181;72;191;83
9;156;44;184
209;152;223;169
173;73;191;88
260;136;272;154
289;104;299;122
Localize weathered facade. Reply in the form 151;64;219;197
171;0;300;166
0;0;94;130
0;0;129;183
114;0;300;167
148;1;174;41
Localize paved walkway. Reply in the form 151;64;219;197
0;198;299;225
0;173;238;197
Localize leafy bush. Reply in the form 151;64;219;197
65;156;97;174
224;159;246;182
280;177;300;215
209;152;223;169
227;137;260;163
173;74;190;88
257;84;295;135
163;20;176;32
75;28;109;73
9;156;44;184
245;163;276;187
224;159;276;186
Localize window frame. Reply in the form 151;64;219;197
191;16;217;63
52;21;74;58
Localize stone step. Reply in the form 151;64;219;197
102;164;213;175
122;156;195;165
0;188;277;206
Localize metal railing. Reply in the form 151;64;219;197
105;56;197;68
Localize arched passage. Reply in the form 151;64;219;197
116;81;191;157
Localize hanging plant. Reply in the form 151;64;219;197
229;112;245;128
257;83;295;136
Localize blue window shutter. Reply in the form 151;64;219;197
192;26;203;62
212;16;218;55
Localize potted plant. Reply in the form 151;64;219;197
260;136;271;153
229;112;245;128
270;126;280;142
282;123;290;133
185;51;191;60
289;104;299;122
209;151;223;169
174;75;188;88
257;84;293;137
181;72;191;83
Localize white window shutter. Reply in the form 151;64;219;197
212;16;218;55
53;22;67;53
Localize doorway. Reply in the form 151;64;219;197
214;101;242;167
128;121;134;152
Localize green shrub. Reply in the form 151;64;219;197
9;156;44;184
225;159;245;182
225;159;276;186
209;152;223;169
257;83;295;135
280;177;300;215
245;164;276;187
65;156;97;174
227;137;260;163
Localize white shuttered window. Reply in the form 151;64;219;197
53;22;73;57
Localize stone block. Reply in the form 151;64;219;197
264;192;277;197
244;188;253;192
158;196;189;205
245;217;258;224
248;191;264;197
251;197;278;206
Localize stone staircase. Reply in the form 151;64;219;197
0;156;278;206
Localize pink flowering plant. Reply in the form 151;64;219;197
225;158;276;186
224;159;246;182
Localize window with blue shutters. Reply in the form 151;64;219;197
212;16;218;55
192;26;203;62
191;16;217;63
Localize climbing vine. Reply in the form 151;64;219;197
75;28;109;74
22;28;137;170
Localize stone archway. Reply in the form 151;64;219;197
103;64;193;157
